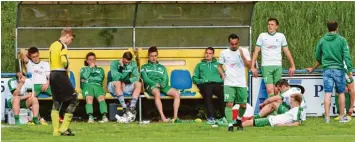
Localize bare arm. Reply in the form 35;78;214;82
306;61;320;73
250;47;261;77
283;47;296;76
275;122;300;127
251;47;261;69
262;95;282;105
239;48;251;69
12;83;24;97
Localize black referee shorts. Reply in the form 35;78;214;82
50;71;76;102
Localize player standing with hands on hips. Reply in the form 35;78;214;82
49;28;78;136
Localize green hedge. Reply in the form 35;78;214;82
2;2;354;72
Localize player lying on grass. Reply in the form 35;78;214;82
80;52;108;123
254;79;306;121
242;93;304;127
108;51;141;122
7;72;41;125
141;46;181;123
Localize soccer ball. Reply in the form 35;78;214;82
115;114;129;123
126;111;136;123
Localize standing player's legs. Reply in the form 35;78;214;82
262;66;281;97
165;87;180;120
224;86;236;131
333;69;347;122
50;71;78;136
323;69;334;122
199;83;215;121
212;83;225;119
335;91;351;115
346;76;354;115
234;87;248;130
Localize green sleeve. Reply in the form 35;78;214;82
161;66;169;88
80;67;91;80
192;63;204;84
315;39;322;64
141;66;157;86
343;40;353;72
110;61;122;81
98;67;105;82
129;63;139;83
7;78;17;93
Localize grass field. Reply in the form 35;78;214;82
2;118;355;142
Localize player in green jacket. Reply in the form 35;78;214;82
307;21;353;123
80;52;108;123
192;47;224;124
108;51;141;119
141;46;181;123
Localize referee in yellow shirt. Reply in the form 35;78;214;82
49;28;78;136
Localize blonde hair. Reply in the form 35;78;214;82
291;93;302;104
61;27;74;37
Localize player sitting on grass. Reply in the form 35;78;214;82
80;52;108;123
254;79;306;120
242;93;304;127
108;51;141;122
7;72;41;125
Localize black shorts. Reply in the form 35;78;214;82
50;71;76;102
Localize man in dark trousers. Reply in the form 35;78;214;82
192;47;225;124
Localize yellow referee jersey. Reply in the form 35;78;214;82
49;40;69;71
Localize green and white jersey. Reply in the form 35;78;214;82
268;107;303;126
26;60;50;84
280;87;307;120
219;48;251;87
7;78;33;100
256;32;288;66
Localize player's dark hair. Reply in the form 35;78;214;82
291;93;302;104
84;52;96;66
228;33;239;42
122;51;133;61
327;21;338;32
205;47;215;54
148;46;158;55
268;18;279;25
275;79;289;87
15;72;25;81
28;47;39;56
